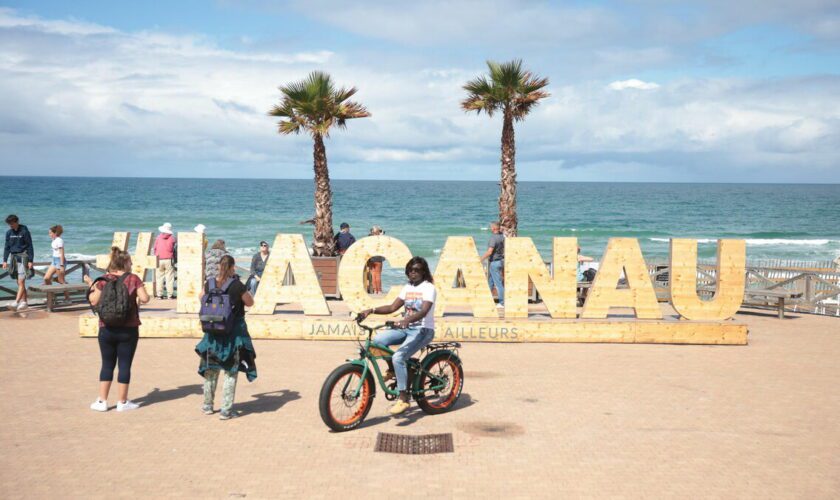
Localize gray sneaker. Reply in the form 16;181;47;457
202;404;214;415
219;409;237;420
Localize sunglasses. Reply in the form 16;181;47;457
407;266;424;274
260;243;268;247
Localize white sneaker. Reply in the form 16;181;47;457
16;301;28;311
90;399;108;412
116;400;140;412
8;301;18;310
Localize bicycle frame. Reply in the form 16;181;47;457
346;324;451;399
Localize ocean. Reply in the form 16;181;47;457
1;177;838;276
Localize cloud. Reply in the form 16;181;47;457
608;79;661;91
0;7;838;182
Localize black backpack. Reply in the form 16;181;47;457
88;274;133;326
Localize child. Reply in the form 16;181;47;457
44;225;69;301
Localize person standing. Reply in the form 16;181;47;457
334;222;356;255
480;221;505;308
3;214;34;311
153;223;177;299
246;240;270;296
367;225;385;294
196;255;258;420
87;247;150;411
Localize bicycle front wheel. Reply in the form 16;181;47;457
319;363;374;432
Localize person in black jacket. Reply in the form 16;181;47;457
3;214;34;311
334;222;356;255
246;240;270;296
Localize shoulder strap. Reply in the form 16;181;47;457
207;277;218;291
220;277;236;293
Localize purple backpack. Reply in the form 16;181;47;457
199;277;236;335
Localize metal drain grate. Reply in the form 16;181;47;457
374;432;454;454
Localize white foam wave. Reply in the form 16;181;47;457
746;239;831;246
227;247;257;257
649;238;833;246
65;252;98;260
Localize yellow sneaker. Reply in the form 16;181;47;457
383;370;395;382
388;400;410;415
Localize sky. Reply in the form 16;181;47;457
0;1;838;182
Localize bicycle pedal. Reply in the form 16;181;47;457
384;382;398;401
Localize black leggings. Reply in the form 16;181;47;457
98;326;139;384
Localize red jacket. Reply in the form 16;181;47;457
153;233;176;259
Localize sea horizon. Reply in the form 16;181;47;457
2;175;837;186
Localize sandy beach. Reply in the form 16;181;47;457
1;301;837;498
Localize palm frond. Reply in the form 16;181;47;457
269;71;369;137
462;59;550;120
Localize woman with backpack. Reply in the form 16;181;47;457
196;255;258;420
87;247;150;412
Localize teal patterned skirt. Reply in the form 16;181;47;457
195;317;258;382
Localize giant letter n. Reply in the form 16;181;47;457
504;237;577;318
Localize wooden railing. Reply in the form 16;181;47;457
644;259;840;317
0;259;96;300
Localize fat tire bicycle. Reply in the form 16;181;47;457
318;315;464;432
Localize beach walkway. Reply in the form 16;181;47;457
1;301;838;498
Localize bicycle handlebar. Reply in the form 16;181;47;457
353;314;395;334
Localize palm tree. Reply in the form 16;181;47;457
269;71;370;256
462;60;549;236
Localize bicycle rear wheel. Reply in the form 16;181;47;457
415;354;463;415
319;363;374;432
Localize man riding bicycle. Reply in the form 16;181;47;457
357;256;436;415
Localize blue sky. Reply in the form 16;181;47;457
0;1;838;182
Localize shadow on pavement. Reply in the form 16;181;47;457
135;384;203;407
237;389;301;416
392;393;476;428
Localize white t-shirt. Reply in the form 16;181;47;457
51;237;64;257
398;280;437;330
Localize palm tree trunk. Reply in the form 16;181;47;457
499;110;518;236
312;133;335;256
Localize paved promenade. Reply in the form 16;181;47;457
1;302;838;498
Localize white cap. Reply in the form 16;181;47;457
194;224;206;234
158;222;173;234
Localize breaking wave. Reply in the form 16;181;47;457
649;238;833;246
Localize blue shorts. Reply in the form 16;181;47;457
51;256;63;267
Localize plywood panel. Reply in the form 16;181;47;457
175;232;205;314
338;235;412;314
132;232;159;296
670;239;746;320
95;232;130;270
250;234;331;315
79;313;747;345
432;237;498;318
505;237;577;318
581;238;662;319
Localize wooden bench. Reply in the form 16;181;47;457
27;283;90;312
698;286;803;319
743;289;804;319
